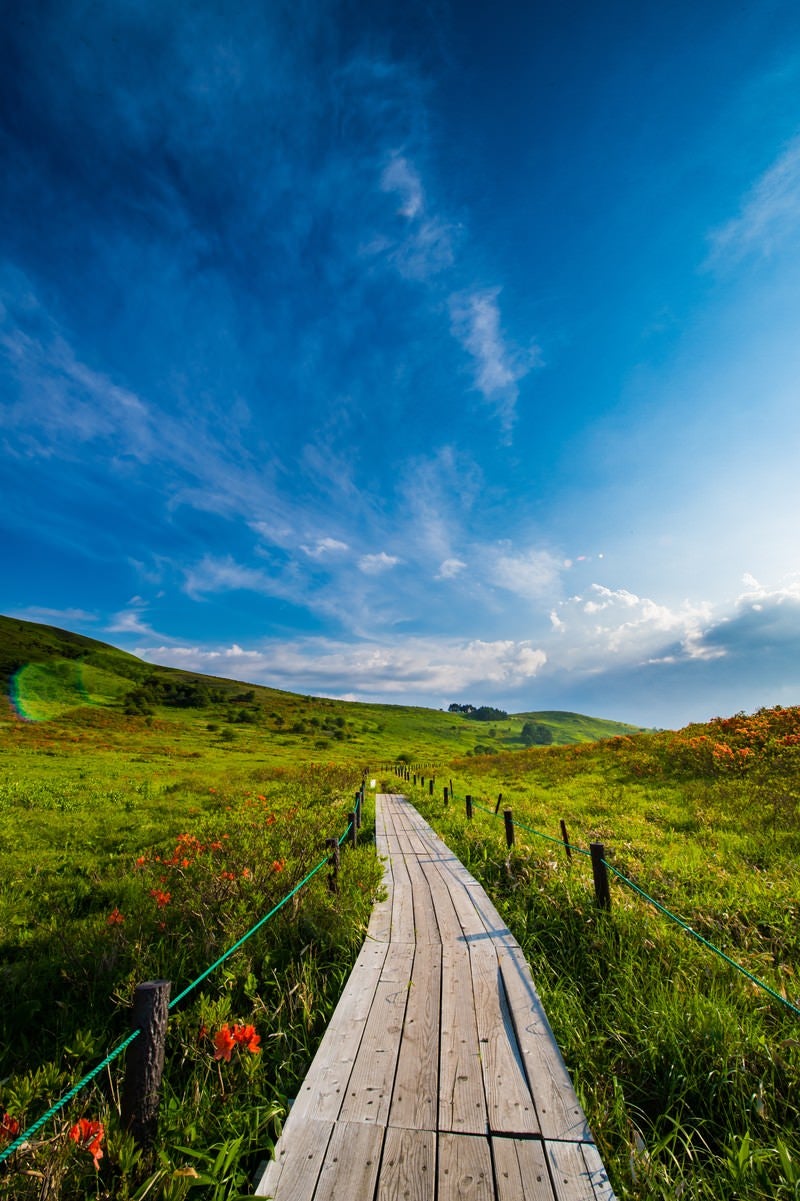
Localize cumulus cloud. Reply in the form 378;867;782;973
135;634;547;699
547;583;718;670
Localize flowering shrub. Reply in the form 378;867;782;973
68;1117;104;1169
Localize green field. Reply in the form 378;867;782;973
1;615;798;1199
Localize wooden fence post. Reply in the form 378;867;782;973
326;837;340;892
443;786;449;806
121;980;171;1152
503;808;514;848
590;842;611;910
429;778;434;796
560;819;572;861
466;794;473;820
348;811;358;849
494;792;503;816
449;778;454;799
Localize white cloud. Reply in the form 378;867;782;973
548;583;718;670
435;557;467;580
381;153;424;219
449;287;539;434
300;537;350;558
12;606;98;625
492;547;563;600
358;551;400;575
709;135;800;262
183;555;277;599
135;634;547;698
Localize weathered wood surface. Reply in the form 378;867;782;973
254;794;616;1200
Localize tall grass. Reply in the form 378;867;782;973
0;768;383;1200
402;713;800;1201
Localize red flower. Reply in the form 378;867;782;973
1;1112;20;1141
233;1023;261;1054
69;1118;104;1169
272;859;285;873
149;888;171;908
106;908;125;925
213;1026;236;1062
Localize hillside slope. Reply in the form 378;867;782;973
0;614;648;758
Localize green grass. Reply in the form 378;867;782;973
2;615;799;1199
398;719;800;1201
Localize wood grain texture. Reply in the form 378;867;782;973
389;941;441;1131
469;942;539;1136
378;1127;436;1201
254;794;616;1200
492;1136;556;1201
311;1121;384;1201
497;946;591;1143
438;1132;494;1201
439;942;487;1134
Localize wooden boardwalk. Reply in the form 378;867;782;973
254;794;616;1200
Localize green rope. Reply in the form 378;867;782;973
1;821;351;1166
470;798;799;1018
0;1030;140;1165
338;820;353;847
169;851;330;1009
605;859;800;1019
472;800;591;857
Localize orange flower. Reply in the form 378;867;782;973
149;888;171;908
272;859;285;873
106;908;125;925
69;1118;104;1169
233;1023;261;1054
1;1112;20;1141
213;1026;236;1062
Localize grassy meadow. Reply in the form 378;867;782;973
400;714;800;1200
0;615;799;1199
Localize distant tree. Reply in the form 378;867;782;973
521;721;553;746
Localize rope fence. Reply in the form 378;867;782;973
0;795;363;1167
395;768;800;1021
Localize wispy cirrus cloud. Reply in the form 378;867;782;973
708;134;800;262
449;287;540;435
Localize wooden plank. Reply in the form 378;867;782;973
404;851;441;945
339;976;409;1125
290;941;389;1122
253;1116;333;1198
433;859;487;940
377;1127;436;1201
578;1144;616;1201
438;1132;494;1201
387;842;416;944
366;842;393;943
416;853;465;945
547;1140;617;1201
312;1120;384;1201
497;946;591;1143
462;881;516;945
439;942;487;1134
492;1135;556;1201
469;942;539;1136
388;942;441;1131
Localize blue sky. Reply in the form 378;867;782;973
3;0;800;728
